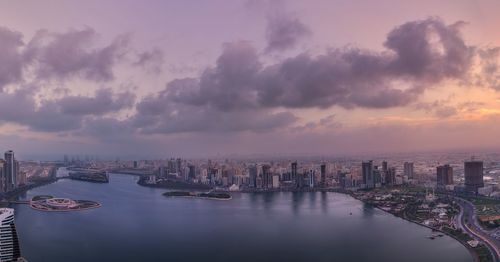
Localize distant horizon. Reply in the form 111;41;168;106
15;146;500;162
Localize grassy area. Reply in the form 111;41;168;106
442;226;473;242
462;196;500;229
465;197;500;206
475;244;493;262
441;227;493;262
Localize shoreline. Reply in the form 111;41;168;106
1;178;59;202
30;203;102;212
347;193;480;262
163;195;232;201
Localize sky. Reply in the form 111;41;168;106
0;0;500;159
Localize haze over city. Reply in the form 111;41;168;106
2;1;500;262
0;0;500;159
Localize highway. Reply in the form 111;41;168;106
456;198;500;262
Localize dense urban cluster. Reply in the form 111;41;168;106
67;154;499;197
0;151;25;193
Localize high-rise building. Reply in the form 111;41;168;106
176;158;182;173
338;171;347;189
385;167;396;186
249;165;257;188
382;161;388;172
464;161;484;193
403;162;414;179
373;166;381;185
0;208;22;261
188;165;196;180
292;162;301;188
4;150;18;191
362;161;374;189
320;164;326;187
262;165;272;189
308;170;315;188
0;163;5;193
436;164;453;187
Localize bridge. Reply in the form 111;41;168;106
6;200;30;205
1;200;30;205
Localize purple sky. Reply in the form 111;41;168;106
0;0;500;159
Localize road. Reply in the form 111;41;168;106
456;198;500;262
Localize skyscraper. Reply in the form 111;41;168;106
403;162;414;179
249;165;257;188
308;170;315;188
382;161;388;172
292;162;301;188
188;165;196;180
385;167;396;186
464;161;484;193
0;162;5;193
262;164;272;189
0;208;22;262
362;161;374;189
320;163;326;187
4;150;18;191
436;164;453;187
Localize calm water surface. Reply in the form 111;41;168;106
13;172;473;262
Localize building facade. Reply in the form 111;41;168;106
403;162;414;179
362;161;374;189
436;164;453;187
464;161;484;193
0;208;22;262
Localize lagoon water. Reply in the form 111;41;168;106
13;172;472;262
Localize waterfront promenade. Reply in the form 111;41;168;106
456;198;500;262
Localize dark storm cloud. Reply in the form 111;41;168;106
0;27;25;89
57;88;135;115
384;19;471;81
265;13;311;53
0;17;495;138
154;18;473;111
0;88;82;131
0;87;134;132
0;26;137;133
25;27;128;82
135;91;296;134
167;42;261;111
130;17;478;134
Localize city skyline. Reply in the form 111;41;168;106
0;1;499;158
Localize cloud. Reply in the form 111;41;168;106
0;27;25;89
2;16;499;148
292;114;342;132
134;97;297;134
0;87;135;132
476;47;500;90
128;17;483;135
384;19;472;81
160;18;474;114
25;27;128;82
133;48;164;74
265;13;311;53
57;88;135;115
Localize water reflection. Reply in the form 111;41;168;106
291;192;305;215
13;174;473;262
320;192;328;214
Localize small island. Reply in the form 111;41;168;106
69;171;109;183
30;195;101;212
163;191;231;200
